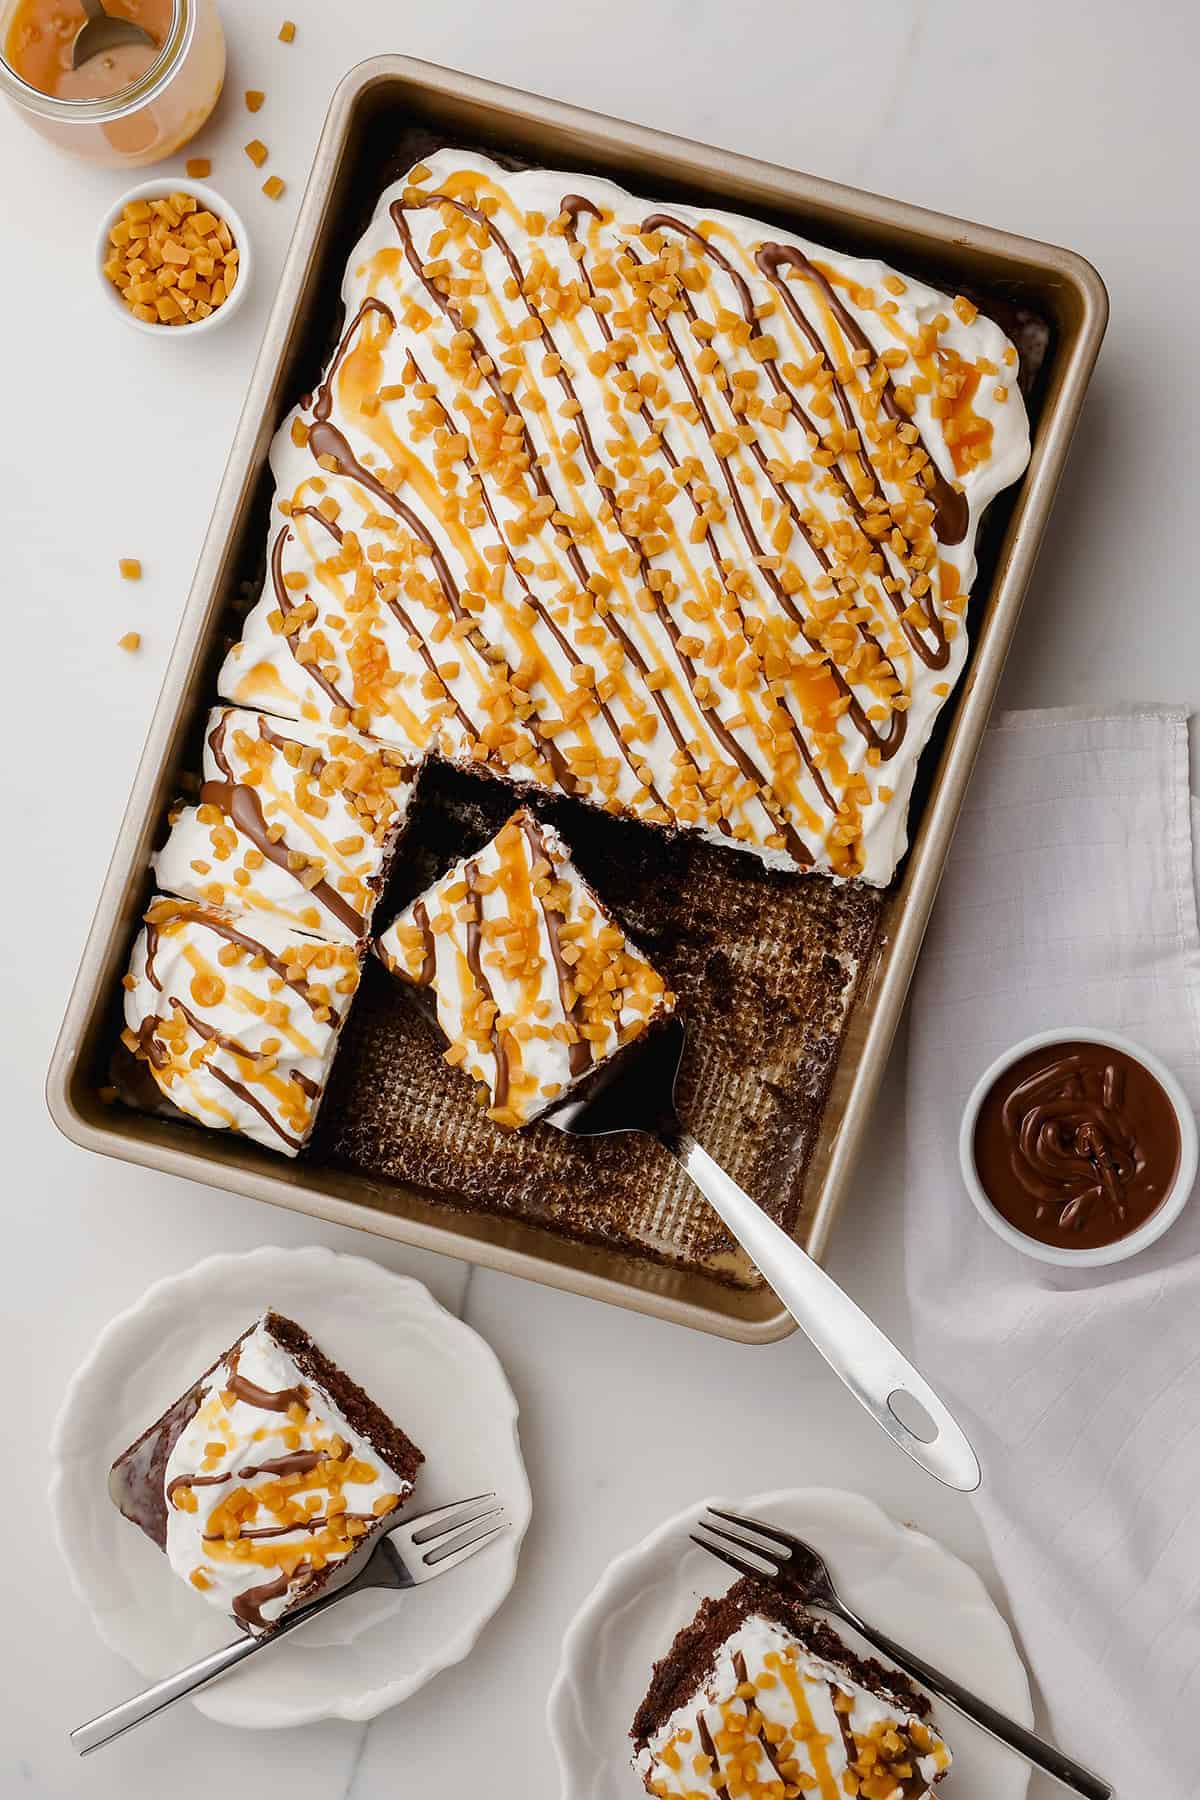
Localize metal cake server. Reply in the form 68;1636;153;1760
692;1505;1112;1799
71;1493;507;1755
547;1016;981;1491
71;0;156;70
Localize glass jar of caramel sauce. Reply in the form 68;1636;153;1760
0;0;224;165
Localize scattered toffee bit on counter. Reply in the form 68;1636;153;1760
118;557;142;580
185;157;211;179
103;193;239;327
277;18;295;42
262;175;286;202
972;1039;1182;1251
245;89;265;111
118;631;141;653
244;138;268;167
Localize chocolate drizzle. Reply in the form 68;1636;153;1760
200;711;367;938
462;857;510;1106
232;1564;307;1631
519;814;591;1078
225;1346;308;1412
411;898;436;985
755;241;968;548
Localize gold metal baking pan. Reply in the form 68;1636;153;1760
46;56;1107;1341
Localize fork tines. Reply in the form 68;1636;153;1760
393;1492;509;1580
690;1506;793;1586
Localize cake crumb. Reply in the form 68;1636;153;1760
262;176;286;201
245;89;265;112
118;558;142;580
278;18;295;41
118;631;142;653
185;157;211;179
244;138;268;168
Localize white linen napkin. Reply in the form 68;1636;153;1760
903;706;1200;1796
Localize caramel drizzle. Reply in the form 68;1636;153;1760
755;241;968;548
389;200;694;769
208;1512;376;1542
287;501;483;747
518;814;590;1078
623;227;903;765
201;710;367;938
642;215;948;678
463;856;511;1107
390;195;810;859
564;198;839;817
306;302;570;783
141;902;343;1019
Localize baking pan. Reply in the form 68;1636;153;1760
46;55;1107;1341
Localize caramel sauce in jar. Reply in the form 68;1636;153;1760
4;0;171;98
0;0;223;165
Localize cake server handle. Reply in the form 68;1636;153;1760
674;1133;982;1492
69;1585;350;1755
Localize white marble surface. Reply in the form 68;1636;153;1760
2;1;1196;1794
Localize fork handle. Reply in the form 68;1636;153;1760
69;1585;350;1755
829;1598;1111;1799
673;1134;981;1492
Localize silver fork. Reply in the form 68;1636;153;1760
692;1506;1111;1800
71;1493;508;1755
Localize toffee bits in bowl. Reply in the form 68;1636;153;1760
959;1028;1198;1267
97;178;248;333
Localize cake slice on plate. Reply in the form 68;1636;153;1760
375;808;675;1129
631;1577;951;1799
109;1311;423;1633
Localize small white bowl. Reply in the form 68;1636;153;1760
96;177;251;337
959;1026;1198;1268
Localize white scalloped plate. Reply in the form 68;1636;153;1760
49;1245;531;1727
547;1489;1032;1799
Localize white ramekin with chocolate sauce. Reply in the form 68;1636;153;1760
959;1027;1198;1268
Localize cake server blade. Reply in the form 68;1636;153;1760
547;1015;981;1491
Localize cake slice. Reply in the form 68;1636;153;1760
109;1311;424;1634
120;896;360;1155
152;706;419;946
375;808;675;1128
632;1578;951;1799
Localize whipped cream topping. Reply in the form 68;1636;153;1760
121;896;360;1154
636;1611;950;1799
152;706;419;944
163;1316;414;1632
220;148;1029;884
376;807;674;1127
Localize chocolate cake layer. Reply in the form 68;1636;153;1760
110;1312;423;1632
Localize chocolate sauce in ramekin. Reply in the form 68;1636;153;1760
972;1040;1181;1251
